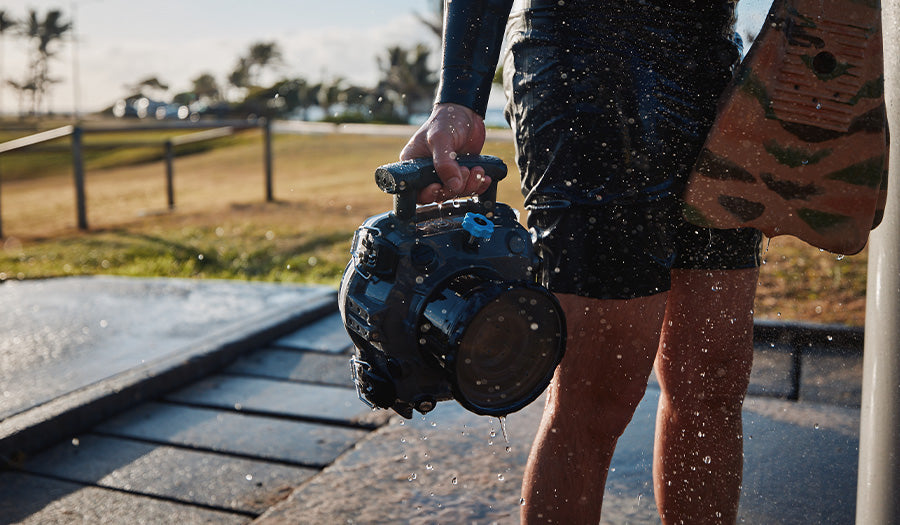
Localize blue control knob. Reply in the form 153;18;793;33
462;212;495;240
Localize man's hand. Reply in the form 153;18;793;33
400;103;492;204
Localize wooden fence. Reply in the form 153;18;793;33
0;119;274;238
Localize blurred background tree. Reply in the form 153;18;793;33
8;9;71;117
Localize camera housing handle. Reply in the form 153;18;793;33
374;154;508;222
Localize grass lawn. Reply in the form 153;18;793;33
0;126;867;327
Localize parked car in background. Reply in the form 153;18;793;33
113;97;190;120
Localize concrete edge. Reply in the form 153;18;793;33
0;287;339;465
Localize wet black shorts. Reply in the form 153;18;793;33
503;0;762;300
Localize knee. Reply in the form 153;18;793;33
656;345;753;415
658;369;750;419
549;372;651;435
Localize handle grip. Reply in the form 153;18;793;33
374;155;508;222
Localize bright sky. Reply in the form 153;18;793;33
0;0;770;116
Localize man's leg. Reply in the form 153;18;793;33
653;268;759;524
521;292;668;524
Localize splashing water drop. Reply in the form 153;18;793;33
498;416;511;446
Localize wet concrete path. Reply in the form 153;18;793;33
0;277;864;524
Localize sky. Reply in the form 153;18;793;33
0;0;770;116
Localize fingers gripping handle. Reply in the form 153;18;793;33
375;155;508;222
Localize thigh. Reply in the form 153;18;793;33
551;293;668;415
656;268;759;403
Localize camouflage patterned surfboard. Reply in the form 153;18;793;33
682;0;887;255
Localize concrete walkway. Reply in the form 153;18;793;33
0;277;863;524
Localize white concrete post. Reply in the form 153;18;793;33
856;2;900;522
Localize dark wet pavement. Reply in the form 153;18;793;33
0;277;864;524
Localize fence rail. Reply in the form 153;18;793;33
0;120;273;238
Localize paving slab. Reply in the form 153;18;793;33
254;399;537;525
0;471;248;525
225;349;354;387
271;312;352;354
255;386;860;524
94;402;368;468
19;434;315;515
165;375;387;428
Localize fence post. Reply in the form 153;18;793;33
0;163;4;239
71;125;88;230
165;140;175;209
263;118;273;202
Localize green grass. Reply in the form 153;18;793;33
1;222;350;285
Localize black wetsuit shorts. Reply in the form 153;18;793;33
503;0;763;300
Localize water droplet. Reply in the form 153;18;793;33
814;423;820;430
408;473;417;481
451;476;458;485
498;416;511;445
530;322;539;331
426;464;434;470
497;473;505;481
703;456;712;464
71;438;80;447
245;474;253;481
519;497;526;506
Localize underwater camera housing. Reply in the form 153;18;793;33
339;155;566;418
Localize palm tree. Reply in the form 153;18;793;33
129;76;169;98
191;73;221;103
0;11;16;116
247;41;283;85
19;8;71;115
415;0;443;39
376;44;437;119
228;56;251;95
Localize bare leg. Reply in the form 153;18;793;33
521;292;667;524
653;268;759;524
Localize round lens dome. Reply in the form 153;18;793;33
418;276;565;416
453;286;564;415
